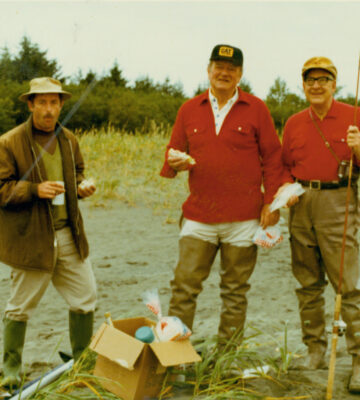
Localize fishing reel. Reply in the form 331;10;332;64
335;319;347;336
326;319;347;336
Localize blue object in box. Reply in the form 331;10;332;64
135;326;155;343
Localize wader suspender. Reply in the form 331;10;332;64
309;109;341;164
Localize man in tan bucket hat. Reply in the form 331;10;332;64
0;77;97;389
279;57;360;393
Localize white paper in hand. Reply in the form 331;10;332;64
269;183;305;212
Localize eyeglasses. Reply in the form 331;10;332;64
304;76;334;86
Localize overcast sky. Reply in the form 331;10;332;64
0;0;359;99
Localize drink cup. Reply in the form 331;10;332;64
52;181;65;206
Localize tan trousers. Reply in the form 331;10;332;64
289;186;360;355
168;236;257;340
5;227;97;321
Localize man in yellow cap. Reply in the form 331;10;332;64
280;57;360;393
0;77;97;389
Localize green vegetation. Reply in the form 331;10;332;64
0;36;356;136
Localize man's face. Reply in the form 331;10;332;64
207;61;242;93
28;93;63;132
303;69;336;108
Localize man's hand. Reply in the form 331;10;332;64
260;204;280;229
78;181;96;198
275;182;299;208
347;125;360;158
37;181;65;199
167;153;191;171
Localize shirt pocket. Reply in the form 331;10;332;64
185;124;207;150
185;125;206;137
227;124;257;150
289;136;306;162
332;135;350;160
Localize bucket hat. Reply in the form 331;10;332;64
19;77;72;102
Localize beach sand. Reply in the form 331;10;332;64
0;201;357;399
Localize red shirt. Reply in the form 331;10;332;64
160;89;285;223
282;100;360;181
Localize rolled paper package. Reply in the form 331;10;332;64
269;182;305;212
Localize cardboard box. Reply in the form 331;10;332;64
90;317;201;400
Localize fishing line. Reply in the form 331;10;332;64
3;77;98;206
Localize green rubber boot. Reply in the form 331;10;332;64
69;311;93;361
2;318;26;389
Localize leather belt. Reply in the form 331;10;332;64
295;178;354;190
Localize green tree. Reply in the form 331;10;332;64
134;76;157;93
0;47;15;81
80;70;97;85
101;62;127;87
265;77;307;135
156;77;184;98
193;82;208;96
336;93;355;106
12;36;61;82
239;78;253;94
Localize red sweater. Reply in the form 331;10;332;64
160;89;285;223
282;100;360;181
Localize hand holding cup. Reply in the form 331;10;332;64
37;181;65;203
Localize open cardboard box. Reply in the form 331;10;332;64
90;317;201;400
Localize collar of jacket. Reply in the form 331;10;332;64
198;87;251;106
24;116;78;206
25;115;81;236
306;99;343;123
24;116;68;181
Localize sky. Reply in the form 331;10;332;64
0;0;359;99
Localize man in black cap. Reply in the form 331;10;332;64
160;44;285;343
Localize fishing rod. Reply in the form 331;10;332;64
326;53;360;400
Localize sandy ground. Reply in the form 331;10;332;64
0;200;358;399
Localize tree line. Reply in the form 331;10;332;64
0;36;355;135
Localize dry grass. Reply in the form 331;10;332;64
78;123;188;223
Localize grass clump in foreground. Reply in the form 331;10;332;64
24;329;320;400
77;123;188;223
157;329;316;400
28;350;118;400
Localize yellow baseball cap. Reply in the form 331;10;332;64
302;57;337;79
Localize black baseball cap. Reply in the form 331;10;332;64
210;44;243;67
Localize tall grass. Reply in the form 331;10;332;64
78;123;188;223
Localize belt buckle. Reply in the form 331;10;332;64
309;180;321;190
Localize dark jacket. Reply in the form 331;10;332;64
0;116;89;272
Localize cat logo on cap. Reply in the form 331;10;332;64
219;46;234;58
